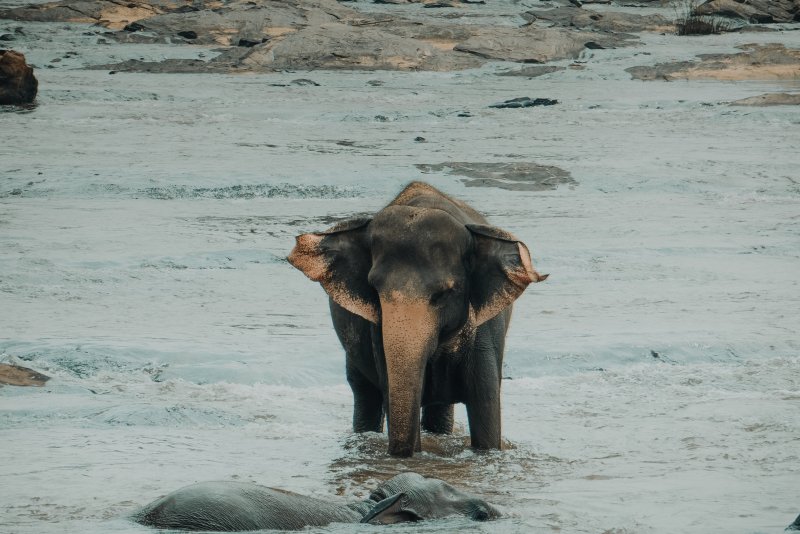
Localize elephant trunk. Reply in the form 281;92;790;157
380;295;438;457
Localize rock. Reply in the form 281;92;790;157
729;93;800;106
234;22;483;71
489;97;558;108
497;65;565;77
787;513;800;531
694;0;800;24
177;30;197;39
0;49;38;105
416;162;576;191
0;33;14;41
627;43;800;81
0;0;176;30
454;26;636;64
523;6;673;33
0;363;50;387
290;78;320;86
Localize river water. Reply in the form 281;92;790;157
2;9;799;534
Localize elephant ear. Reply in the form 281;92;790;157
361;493;423;524
288;218;379;324
467;224;548;326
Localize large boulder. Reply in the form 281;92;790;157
694;0;800;23
522;6;673;33
0;49;38;105
454;26;636;64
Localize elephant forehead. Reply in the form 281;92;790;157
370;206;470;248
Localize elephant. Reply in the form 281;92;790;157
288;181;547;457
132;472;500;531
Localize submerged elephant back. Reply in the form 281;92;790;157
133;481;362;531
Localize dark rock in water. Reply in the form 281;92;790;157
0;49;38;105
497;65;565;77
0;33;14;41
694;0;800;24
177;30;197;39
414;136;426;142
290;78;320;86
787;513;800;531
416;162;576;191
124;22;146;32
424;1;459;8
0;363;50;387
489;97;557;109
238;37;266;47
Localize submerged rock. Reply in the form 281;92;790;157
416;162;576;191
497;65;565;77
489;97;558;108
627;43;800;81
0;49;38;105
729;93;800;106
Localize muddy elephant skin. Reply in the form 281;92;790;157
133;472;500;531
0;50;37;105
289;182;547;457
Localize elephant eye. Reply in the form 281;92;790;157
430;287;453;306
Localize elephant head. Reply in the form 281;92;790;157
362;472;500;523
288;205;546;457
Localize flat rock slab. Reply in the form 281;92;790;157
416;162;576;191
694;0;800;24
0;0;181;30
0;363;50;387
729;93;800;106
627;43;800;81
523;7;673;33
454;26;636;64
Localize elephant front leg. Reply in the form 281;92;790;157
421;404;454;434
347;364;384;433
465;395;502;450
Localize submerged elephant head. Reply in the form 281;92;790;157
289;193;546;457
363;472;500;524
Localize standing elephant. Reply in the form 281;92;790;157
288;182;547;457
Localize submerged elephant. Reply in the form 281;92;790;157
133;472;500;531
289;182;547;457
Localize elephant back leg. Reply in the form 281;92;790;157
421;404;454;434
331;300;384;432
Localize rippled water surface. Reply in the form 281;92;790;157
2;11;800;534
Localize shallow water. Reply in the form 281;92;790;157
2;8;800;534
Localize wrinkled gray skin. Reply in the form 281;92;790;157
289;182;547;457
133;472;500;531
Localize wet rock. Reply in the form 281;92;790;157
290;78;320;86
627;43;800;81
0;33;14;41
454;26;636;64
0;363;50;387
0;49;38;105
489;97;558;108
233;22;483;71
177;30;198;39
416;162;576;191
787;513;800;531
497;65;565;77
694;0;800;24
523;6;673;33
0;0;176;30
237;37;266;47
729;93;800;106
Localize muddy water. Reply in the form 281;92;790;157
2;11;800;534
